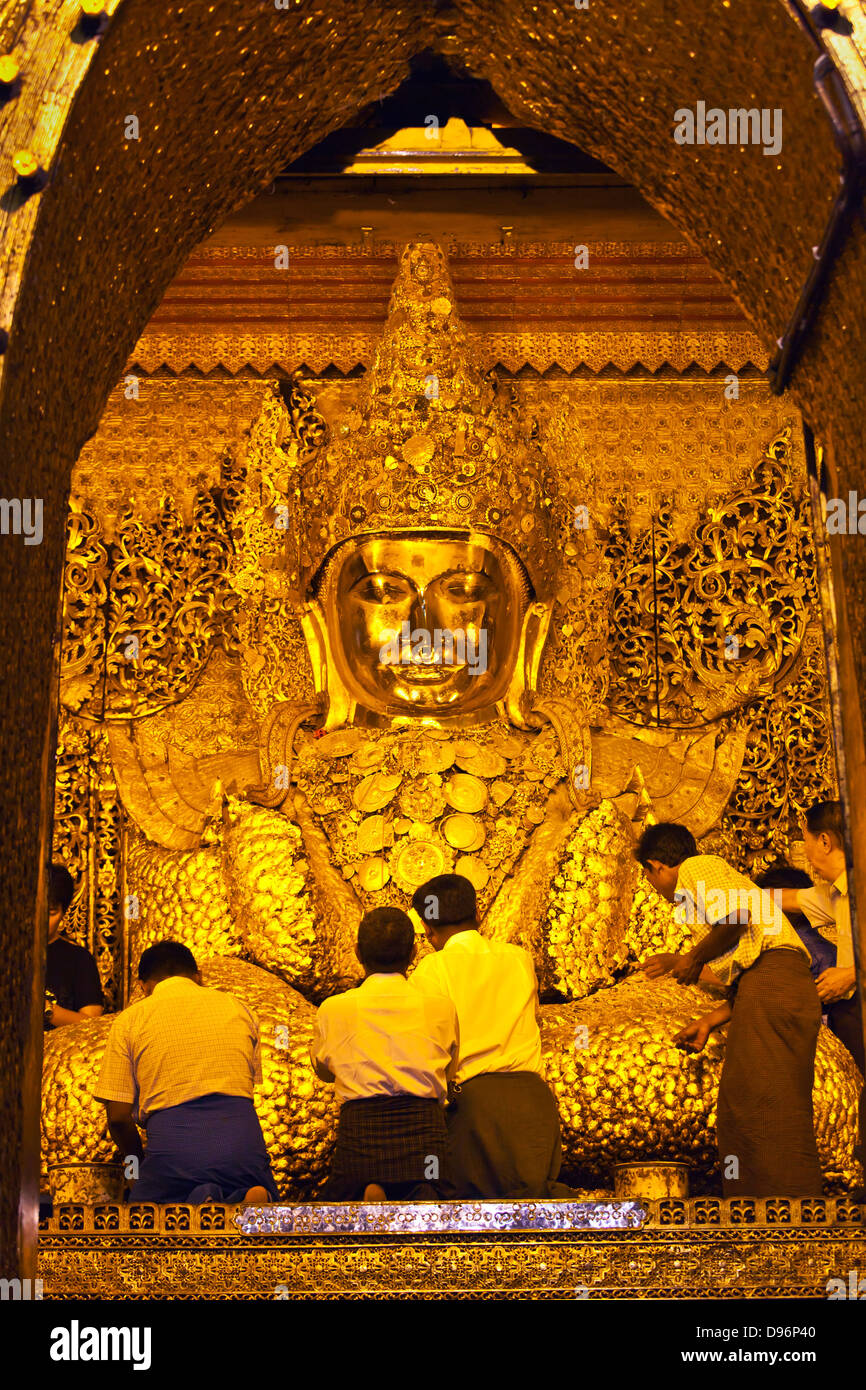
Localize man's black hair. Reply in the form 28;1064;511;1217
357;907;414;973
137;940;198;983
49;863;75;915
754;861;813;933
755;861;813;892
635;822;698;869
805;799;845;848
412;874;477;927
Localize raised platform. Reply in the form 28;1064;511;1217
38;1197;866;1299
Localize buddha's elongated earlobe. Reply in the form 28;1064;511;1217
300;597;355;731
502;600;552;729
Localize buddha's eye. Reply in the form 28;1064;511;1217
441;573;490;603
352;574;411;604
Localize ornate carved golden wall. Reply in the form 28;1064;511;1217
52;363;836;1003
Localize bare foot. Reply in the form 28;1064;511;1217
363;1183;387;1202
244;1185;270;1205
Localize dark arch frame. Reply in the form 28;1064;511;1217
2;0;865;1279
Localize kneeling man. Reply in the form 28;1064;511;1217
312;907;458;1201
95;941;278;1204
410;874;573;1200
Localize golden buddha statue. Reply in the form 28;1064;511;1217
42;243;862;1199
110;241;751;997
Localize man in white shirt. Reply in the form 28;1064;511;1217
409;874;572;1200
311;907;458;1202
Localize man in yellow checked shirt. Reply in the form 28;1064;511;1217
636;822;822;1198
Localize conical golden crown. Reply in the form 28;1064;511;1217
297;241;560;597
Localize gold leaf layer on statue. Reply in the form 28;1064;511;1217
544;799;637;999
624;877;693;962
126;832;243;965
542;974;862;1192
223;799;323;996
483;782;579;979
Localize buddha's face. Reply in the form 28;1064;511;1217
323;532;529;717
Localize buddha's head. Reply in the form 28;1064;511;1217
305;528;550;724
291;241;563;728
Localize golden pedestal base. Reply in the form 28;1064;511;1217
38;1198;866;1300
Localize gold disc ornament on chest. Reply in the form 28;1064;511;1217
349;743;387;773
413;740;456;774
355;815;394;855
398;776;446;822
443;814;487;852
356;856;391;891
455;856;490;892
353;771;403;814
445;773;488;814
315;729;364;759
403;434;435;468
391;838;450;891
456;747;507;780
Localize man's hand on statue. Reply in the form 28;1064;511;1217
673;1017;713;1053
671;951;703;986
640;953;678;979
816;966;856;1004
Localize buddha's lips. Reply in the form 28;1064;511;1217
377;661;465;682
